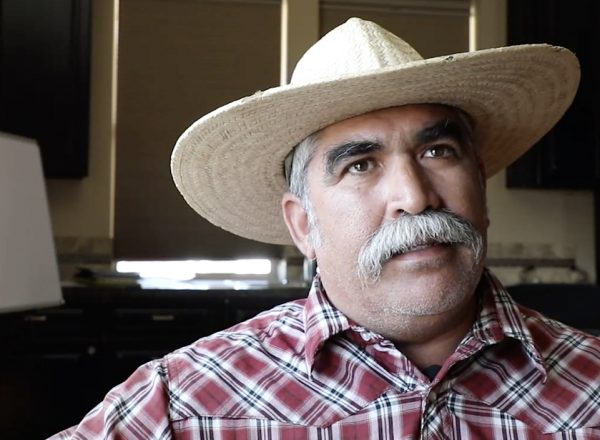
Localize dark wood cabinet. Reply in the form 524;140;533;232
0;286;306;440
506;0;600;189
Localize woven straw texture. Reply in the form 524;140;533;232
171;18;580;245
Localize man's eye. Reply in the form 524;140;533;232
347;159;373;174
423;145;456;158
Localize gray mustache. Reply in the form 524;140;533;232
357;209;484;284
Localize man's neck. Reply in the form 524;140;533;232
354;287;480;369
320;269;484;369
391;299;477;369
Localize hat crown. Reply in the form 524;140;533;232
291;17;424;85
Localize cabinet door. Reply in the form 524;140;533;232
104;307;226;385
506;0;600;189
0;307;104;440
1;349;103;440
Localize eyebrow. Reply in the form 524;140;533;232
416;119;470;147
322;116;472;176
324;140;381;175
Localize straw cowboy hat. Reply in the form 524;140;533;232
171;17;580;245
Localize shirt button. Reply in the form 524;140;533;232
427;391;437;403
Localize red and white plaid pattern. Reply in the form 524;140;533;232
51;270;600;439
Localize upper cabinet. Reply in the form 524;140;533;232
506;0;600;189
0;0;92;179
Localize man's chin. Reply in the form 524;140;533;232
371;266;483;317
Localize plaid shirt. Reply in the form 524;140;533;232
52;271;600;439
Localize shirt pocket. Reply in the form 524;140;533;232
446;393;600;439
172;416;393;440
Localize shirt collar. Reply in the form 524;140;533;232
472;269;547;381
303;274;352;371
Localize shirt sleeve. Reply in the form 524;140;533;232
47;359;173;439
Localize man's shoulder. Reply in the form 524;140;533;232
165;297;307;373
155;297;313;420
518;303;600;364
173;297;307;358
518;302;600;340
455;300;600;433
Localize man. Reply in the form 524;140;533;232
52;18;599;439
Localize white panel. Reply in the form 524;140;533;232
0;133;63;312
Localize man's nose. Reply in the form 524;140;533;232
382;159;441;218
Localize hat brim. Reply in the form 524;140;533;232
171;44;579;245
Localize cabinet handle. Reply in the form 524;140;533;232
152;314;175;322
25;315;47;322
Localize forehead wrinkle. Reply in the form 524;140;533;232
324;140;382;176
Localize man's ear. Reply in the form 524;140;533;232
281;193;316;260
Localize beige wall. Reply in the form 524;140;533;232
45;0;116;248
472;0;595;282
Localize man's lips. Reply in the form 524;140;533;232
390;242;452;259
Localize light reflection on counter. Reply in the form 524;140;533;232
136;277;308;290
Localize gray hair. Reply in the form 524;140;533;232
285;132;322;247
286;131;319;201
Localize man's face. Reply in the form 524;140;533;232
283;104;489;335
